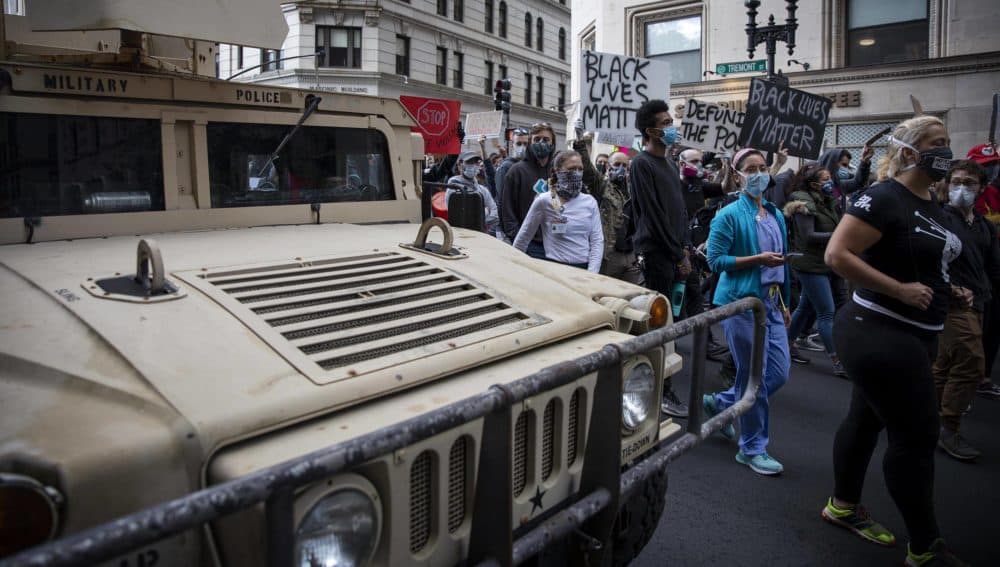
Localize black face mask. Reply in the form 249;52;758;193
596;163;607;174
531;142;553;160
913;147;954;181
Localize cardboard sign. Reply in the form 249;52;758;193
465;110;504;139
400;95;461;154
738;78;832;159
679;98;745;155
579;50;670;146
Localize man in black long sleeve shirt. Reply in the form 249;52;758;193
630;99;690;418
932;160;1000;461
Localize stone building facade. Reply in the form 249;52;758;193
570;0;1000;164
219;0;574;147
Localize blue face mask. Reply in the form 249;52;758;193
740;172;770;198
462;164;479;179
658;126;678;147
531;142;553;159
836;168;853;180
820;180;835;195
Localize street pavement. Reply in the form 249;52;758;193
634;329;1000;566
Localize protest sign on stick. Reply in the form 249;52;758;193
679;98;745;155
400;96;462;154
465;110;504;139
579;50;670;147
738;78;832;159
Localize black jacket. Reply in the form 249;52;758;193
942;205;1000;312
500;145;552;242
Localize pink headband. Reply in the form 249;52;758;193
733;148;760;169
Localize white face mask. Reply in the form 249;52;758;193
948;185;977;209
511;144;527;159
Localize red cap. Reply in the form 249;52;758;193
967;144;1000;165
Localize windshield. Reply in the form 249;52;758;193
207;122;394;208
0;112;164;218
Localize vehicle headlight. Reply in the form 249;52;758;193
295;481;380;567
0;473;62;558
622;360;656;433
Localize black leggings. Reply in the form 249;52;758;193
832;300;940;553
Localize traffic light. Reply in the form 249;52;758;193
493;79;512;112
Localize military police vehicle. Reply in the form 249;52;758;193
0;2;732;566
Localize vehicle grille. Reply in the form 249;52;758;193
512;411;530;497
410;451;433;554
541;400;556;481
568;389;581;466
447;437;468;534
181;252;548;383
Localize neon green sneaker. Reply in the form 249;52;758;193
905;538;969;566
821;498;896;547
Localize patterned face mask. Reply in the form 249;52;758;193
555;169;584;199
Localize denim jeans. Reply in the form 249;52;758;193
525;240;546;260
714;293;791;456
788;271;836;353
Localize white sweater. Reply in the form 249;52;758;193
513;192;604;272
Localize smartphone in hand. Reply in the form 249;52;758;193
784;252;805;259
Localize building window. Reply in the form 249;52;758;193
824;120;897;170
581;28;595;53
559;28;566;60
261;49;281;72
524;72;532;105
524;13;532;48
485;61;494;95
485;0;494;33
436;47;448;85
558;83;566;111
396;35;410;76
536;18;544;51
454;0;464;22
316;27;362;68
645;15;701;84
499;64;508;81
847;0;928;66
454;52;464;89
499;2;508;39
535;76;543;107
437;0;447;17
236;46;244;68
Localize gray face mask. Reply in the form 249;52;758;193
512;144;527;159
555;170;584;199
462;164;479;179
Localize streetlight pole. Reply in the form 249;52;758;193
744;0;798;86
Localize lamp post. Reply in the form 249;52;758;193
744;0;798;86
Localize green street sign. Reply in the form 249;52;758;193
715;60;767;75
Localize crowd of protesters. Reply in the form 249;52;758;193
421;98;1000;565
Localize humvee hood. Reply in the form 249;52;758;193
0;223;646;448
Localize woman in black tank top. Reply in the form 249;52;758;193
820;115;969;565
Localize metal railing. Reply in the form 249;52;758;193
1;297;766;567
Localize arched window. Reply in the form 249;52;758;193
499;2;507;39
536;18;543;51
524;12;532;48
485;0;494;34
559;27;566;60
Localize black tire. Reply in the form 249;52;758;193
607;465;668;567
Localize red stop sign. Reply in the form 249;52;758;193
416;100;452;136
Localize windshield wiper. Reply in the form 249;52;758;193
256;94;322;177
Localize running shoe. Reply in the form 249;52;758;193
794;334;825;352
735;451;783;475
789;345;811;365
702;394;736;441
905;538;969;566
661;386;689;418
820;498;896;547
832;359;848;379
937;430;980;462
977;380;1000;399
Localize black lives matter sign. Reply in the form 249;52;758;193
579;51;671;146
738;78;832;160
